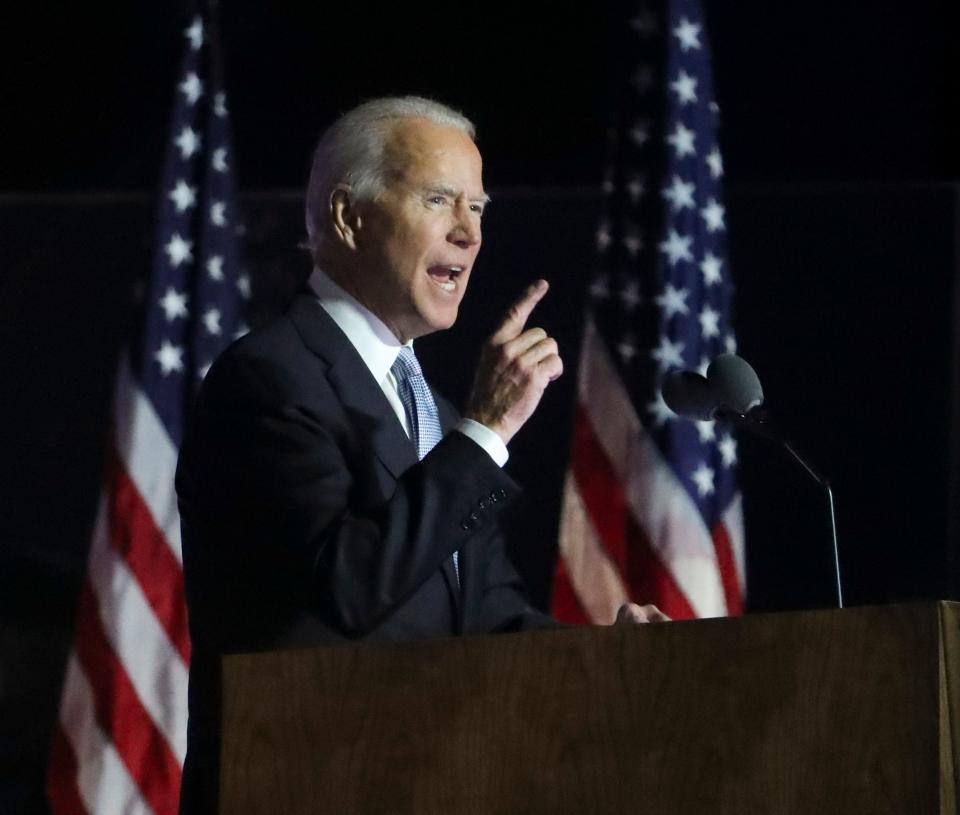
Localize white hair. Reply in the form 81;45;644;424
304;95;476;257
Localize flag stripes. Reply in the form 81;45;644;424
72;579;182;813
113;361;184;565
107;451;191;662
51;657;152;814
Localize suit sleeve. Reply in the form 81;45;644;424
178;350;523;637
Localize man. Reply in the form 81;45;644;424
176;96;663;813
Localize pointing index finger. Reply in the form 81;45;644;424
493;279;549;343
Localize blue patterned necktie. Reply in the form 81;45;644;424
391;346;458;581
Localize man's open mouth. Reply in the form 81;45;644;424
427;265;465;292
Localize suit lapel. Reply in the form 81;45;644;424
289;292;465;625
287;294;418;479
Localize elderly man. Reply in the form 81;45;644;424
175;96;663;812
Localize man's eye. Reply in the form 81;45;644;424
429;196;448;206
470;204;485;216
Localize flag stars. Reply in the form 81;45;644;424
206;255;224;281
626;174;646;203
630;119;651;148
701;198;726;232
159;287;189;321
699;304;721;339
202;307;222;336
210;201;228;227
617;335;638;363
719;434;738;468
648;391;675;427
669;69;699;105
651;335;685;371
656;284;690;318
214;92;228;117
175;126;201;159
696;420;716;443
236;273;251;300
662;175;696;211
164;233;193;267
673;17;702;51
691;462;715;496
700;251;723;285
589;274;611;299
706;147;724;179
724;334;737;354
659;229;693;266
179;72;204;106
620;279;641;310
154;340;185;376
667;122;697;158
233;323;250;340
212;147;228;173
184;16;204;50
168;179;197;213
595;221;612;252
622;229;644;258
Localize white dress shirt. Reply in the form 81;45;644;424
308;267;509;467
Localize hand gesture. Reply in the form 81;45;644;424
465;279;563;445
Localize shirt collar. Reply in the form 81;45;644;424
307;266;410;384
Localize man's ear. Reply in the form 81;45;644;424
330;185;362;250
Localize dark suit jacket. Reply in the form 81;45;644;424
175;292;554;813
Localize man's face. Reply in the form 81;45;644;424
351;118;486;342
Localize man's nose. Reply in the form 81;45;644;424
449;206;481;249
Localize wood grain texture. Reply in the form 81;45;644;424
221;602;959;815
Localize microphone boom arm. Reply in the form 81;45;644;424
717;406;844;609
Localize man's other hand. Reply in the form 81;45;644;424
615;603;671;624
465;279;563;444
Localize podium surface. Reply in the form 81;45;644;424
222;602;960;814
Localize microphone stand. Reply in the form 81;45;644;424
717;406;844;609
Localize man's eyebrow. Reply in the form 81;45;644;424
423;184;491;206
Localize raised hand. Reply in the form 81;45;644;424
465;279;563;445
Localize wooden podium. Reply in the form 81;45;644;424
221;602;960;814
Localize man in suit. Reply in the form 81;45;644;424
176;96;664;812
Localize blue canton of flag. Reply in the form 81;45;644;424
138;11;249;445
553;0;744;623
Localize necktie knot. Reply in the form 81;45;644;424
391;346;424;383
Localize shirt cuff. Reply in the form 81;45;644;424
456;419;509;467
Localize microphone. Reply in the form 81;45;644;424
661;353;763;422
661;353;844;609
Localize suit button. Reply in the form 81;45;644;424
461;519;473;530
469;511;479;522
478;498;488;510
489;491;499;503
496;488;507;499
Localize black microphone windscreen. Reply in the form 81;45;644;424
661;370;718;421
707;354;764;413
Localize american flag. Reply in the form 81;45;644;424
47;11;247;813
551;0;744;622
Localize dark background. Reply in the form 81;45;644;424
2;2;959;813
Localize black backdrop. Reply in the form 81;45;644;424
2;2;959;813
